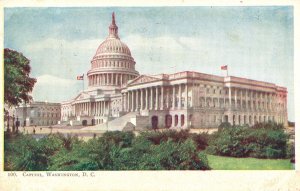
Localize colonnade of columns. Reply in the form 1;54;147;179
88;73;136;86
193;85;286;115
122;84;190;112
227;87;286;112
74;101;110;116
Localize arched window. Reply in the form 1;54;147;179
165;115;172;128
151;116;158;129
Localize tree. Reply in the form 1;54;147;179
4;48;36;106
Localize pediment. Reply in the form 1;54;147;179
74;92;90;101
128;75;160;86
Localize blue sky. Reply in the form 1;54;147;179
4;7;294;121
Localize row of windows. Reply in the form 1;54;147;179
193;84;284;99
38;107;60;112
102;46;130;54
37;113;60;118
31;120;59;126
204;88;280;99
197;98;286;111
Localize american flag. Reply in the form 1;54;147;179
77;74;84;80
221;65;228;70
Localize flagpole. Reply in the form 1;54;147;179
83;74;84;92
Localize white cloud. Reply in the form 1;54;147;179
21;38;101;80
32;74;81;103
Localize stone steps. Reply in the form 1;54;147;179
82;112;138;131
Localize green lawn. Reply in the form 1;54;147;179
207;154;294;170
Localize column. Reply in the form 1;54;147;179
95;102;98;116
161;86;164;110
185;84;188;108
141;89;144;110
241;89;243;109
136;90;139;111
234;88;237;108
123;94;126;112
172;85;176;109
127;92;130;112
131;91;134;111
166;87;169;108
145;88;148;110
191;82;194;107
178;84;182;109
95;102;97;116
246;89;248;110
204;87;207;107
82;103;84;115
251;91;253;110
172;115;176;127
103;101;106;115
178;114;181;128
229;87;232;108
223;88;226;108
111;73;113;85
150;87;153;110
121;74;123;85
121;93;124;112
155;86;159;110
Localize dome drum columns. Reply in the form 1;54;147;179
88;73;138;87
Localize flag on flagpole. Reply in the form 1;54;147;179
221;65;228;70
77;74;84;80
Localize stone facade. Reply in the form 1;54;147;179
15;101;61;126
61;13;288;129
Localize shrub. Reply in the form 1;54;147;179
218;122;232;130
139;131;168;145
8;134;52;170
136;139;210;170
49;140;98;171
5;131;211;170
207;126;251;157
207;122;289;159
139;130;192;144
286;142;295;159
191;132;209;151
101;131;135;148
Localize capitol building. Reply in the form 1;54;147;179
60;13;288;130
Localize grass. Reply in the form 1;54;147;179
207;154;294;170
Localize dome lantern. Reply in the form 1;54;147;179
108;12;119;39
